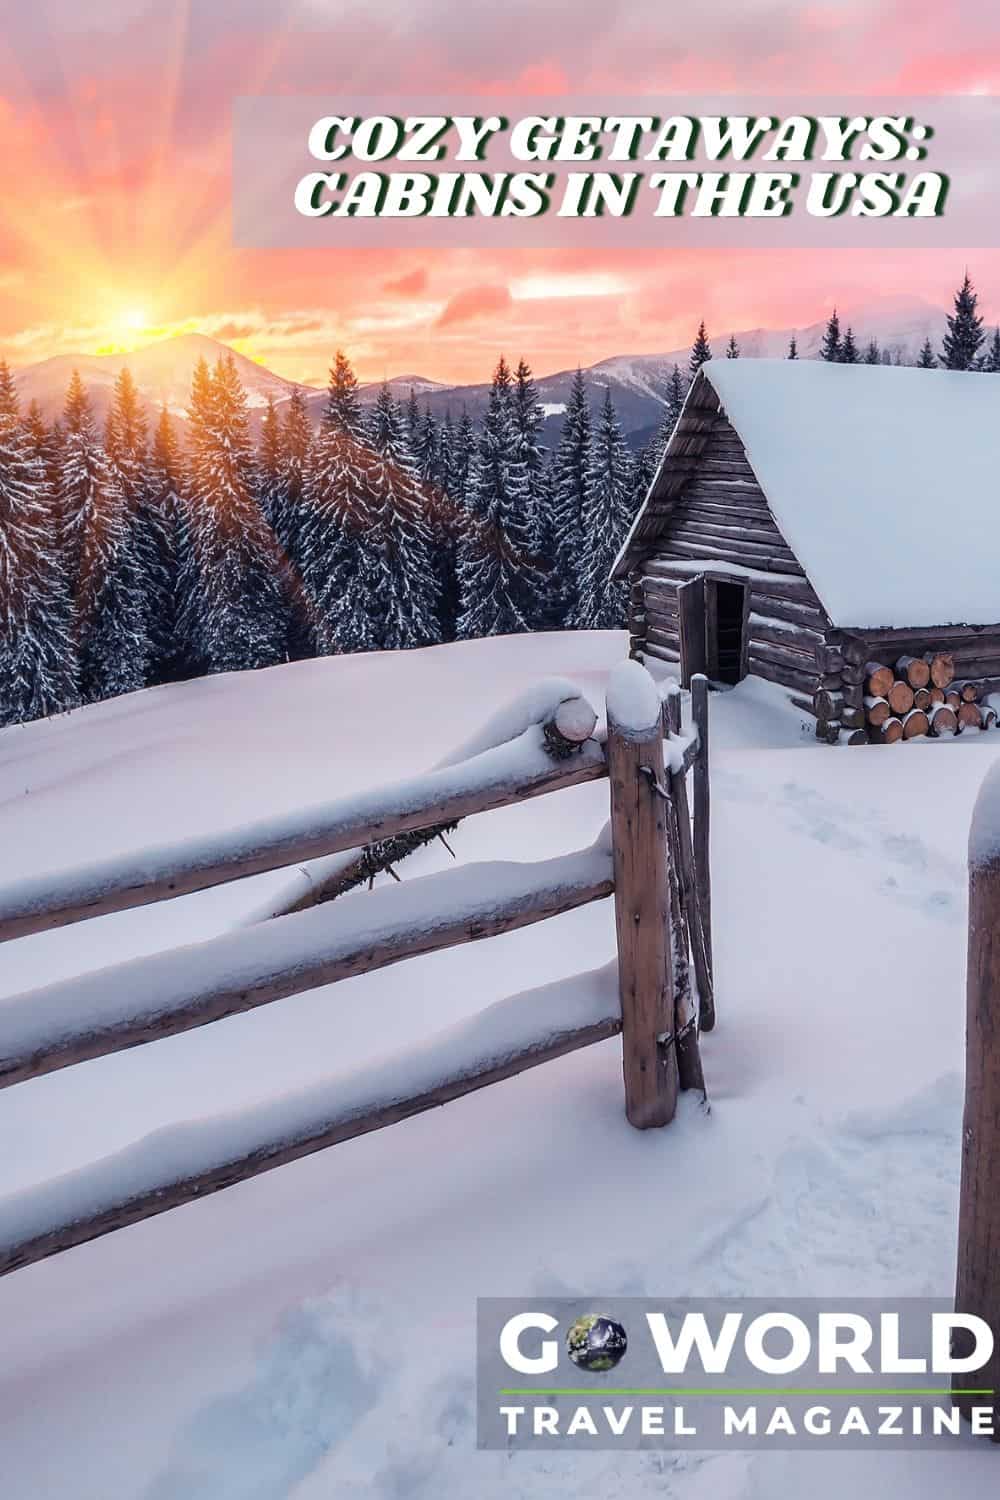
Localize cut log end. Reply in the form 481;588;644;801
551;696;599;746
913;687;931;711
896;654;931;690
886;679;915;717
865;662;895;698
864;695;891;727
901;707;929;740
925;652;955;689
870;717;904;744
928;704;958;737
959;702;984;731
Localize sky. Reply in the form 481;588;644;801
1;0;1000;386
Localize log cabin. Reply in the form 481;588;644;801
612;358;1000;742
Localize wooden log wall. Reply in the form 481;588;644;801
628;410;839;736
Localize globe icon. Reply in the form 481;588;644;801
566;1314;628;1372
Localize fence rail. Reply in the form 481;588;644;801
0;698;604;944
0;665;713;1279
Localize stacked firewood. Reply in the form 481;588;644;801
862;654;998;743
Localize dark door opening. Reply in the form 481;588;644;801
713;581;746;685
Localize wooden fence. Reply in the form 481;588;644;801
955;759;1000;1436
0;662;712;1278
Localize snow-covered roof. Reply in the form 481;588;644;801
615;359;1000;629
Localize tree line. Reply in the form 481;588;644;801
0;349;677;729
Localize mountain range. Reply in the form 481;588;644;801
11;294;949;451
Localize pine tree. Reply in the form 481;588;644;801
982;328;1000;373
59;370;149;701
182;355;289;673
143;405;192;682
575;388;632;629
787;335;798;360
689;321;712;376
940;271;985;370
657;364;686;458
415;406;439;484
105;366;185;691
840;326;859;364
726;334;740;359
447;408;476;504
917;337;936;369
864;338;881;364
549;369;592;626
512;358;548;624
405;386;421;444
257;397;286;530
354;383;440;651
629;440;657;516
323;350;364;438
0;361;78;724
820;309;841;361
436;407;477;638
456;357;539;639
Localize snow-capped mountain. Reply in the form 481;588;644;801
13;333;303;428
12;295;949;447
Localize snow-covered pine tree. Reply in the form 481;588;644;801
629;439;657;516
917;337;936;369
864;338;880;364
276;389;316;657
940;272;985;369
257;396;286;530
105;367;186;689
575;387;632;629
689;321;712;376
323;350;364;438
0;360;78;724
405;386;421;444
430;412;461;642
657;364;686;456
358;382;440;650
60;370;149;702
415;406;439;485
23;401;68;566
456;356;539;639
787;335;798;359
820;309;841;361
726;334;740;359
141;404;194;683
182;355;289;673
512;358;548;625
840;326;859;363
447;407;475;504
982;328;1000;373
548;368;592;626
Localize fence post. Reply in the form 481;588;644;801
691;673;715;1030
955;762;1000;1436
606;661;679;1128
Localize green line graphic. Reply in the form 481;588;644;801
499;1388;996;1398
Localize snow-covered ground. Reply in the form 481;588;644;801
1;631;998;1498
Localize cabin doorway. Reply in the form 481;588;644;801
678;575;747;688
712;581;746;685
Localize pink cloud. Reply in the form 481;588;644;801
436;284;513;327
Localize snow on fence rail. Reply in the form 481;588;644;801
0;844;614;1089
0;665;714;1278
0;687;603;944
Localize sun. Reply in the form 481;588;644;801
120;306;148;333
94;304;161;356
